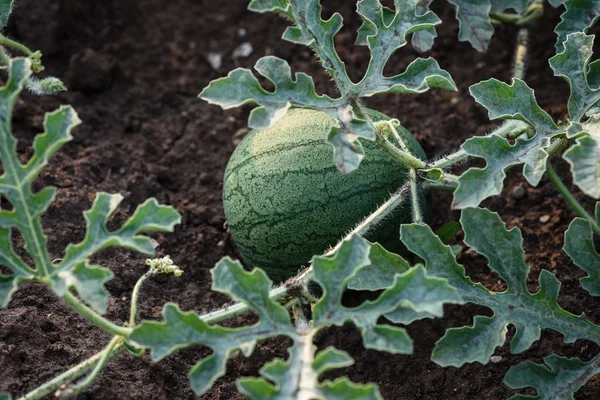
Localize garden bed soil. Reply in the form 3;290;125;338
1;0;600;399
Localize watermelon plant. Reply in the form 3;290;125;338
3;0;600;399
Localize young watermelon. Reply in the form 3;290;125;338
223;108;429;282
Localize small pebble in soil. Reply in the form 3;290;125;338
539;215;551;223
232;42;253;58
217;240;226;249
512;186;527;200
206;52;222;70
490;356;502;363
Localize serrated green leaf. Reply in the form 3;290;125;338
284;0;351;90
131;258;296;395
201;56;341;130
24;107;79;180
134;234;460;397
312;347;354;375
312;235;462;353
455;79;560;208
0;274;19;308
0;56;181;314
248;0;290;14
0;0;14;27
564;135;600;198
200;55;373;174
57;193;179;268
588;60;600;90
412;28;437;53
554;0;600;52
400;208;600;367
51;261;114;314
550;33;600;197
355;0;455;96
360;57;457;97
237;340;380;400
505;354;600;400
448;0;493;52
0;393;11;400
211;0;454;174
49;193;179;312
347;242;410;291
0;58;72;281
564;218;600;296
0;225;32;279
412;0;437;52
383;266;464;325
433;315;508;365
549;33;600;122
318;378;382;400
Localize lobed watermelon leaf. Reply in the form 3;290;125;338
563;206;600;296
554;0;600;52
454;79;559;208
505;354;600;400
0;57;181;313
448;0;493;52
347;242;410;291
131;235;461;397
201;0;455;174
400;208;600;367
0;0;13;27
551;33;600;198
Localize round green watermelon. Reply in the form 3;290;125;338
223;108;429;282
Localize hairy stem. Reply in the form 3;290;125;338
409;169;422;224
17;340;127;400
67;336;123;397
429;121;530;170
0;34;35;57
129;273;149;327
62;291;132;337
547;163;600;235
374;121;427;169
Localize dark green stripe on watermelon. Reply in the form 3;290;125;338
223;108;429;282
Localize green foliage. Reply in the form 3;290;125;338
5;0;600;398
131;235;461;397
347;242;410;291
455;80;559;208
202;0;455;174
0;57;181;313
554;0;600;52
457;32;600;207
505;354;600;400
564;205;600;296
448;0;493;52
551;33;600;198
0;0;13;27
400;208;600;367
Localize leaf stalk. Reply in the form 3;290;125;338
546;163;600;235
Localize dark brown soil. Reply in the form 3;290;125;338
1;0;599;399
